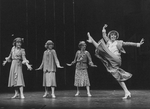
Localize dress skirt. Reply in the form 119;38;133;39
8;60;25;87
95;39;132;81
43;71;56;87
74;69;90;87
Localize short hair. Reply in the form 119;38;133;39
45;40;54;48
78;41;86;49
13;37;24;46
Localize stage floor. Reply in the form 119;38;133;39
0;90;150;109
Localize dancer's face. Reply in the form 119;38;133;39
48;44;53;50
110;34;117;42
16;42;21;48
81;45;86;51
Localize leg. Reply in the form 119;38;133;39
43;87;49;97
19;86;25;99
87;32;99;48
86;86;92;97
75;87;80;96
51;87;56;98
11;87;19;99
118;81;131;99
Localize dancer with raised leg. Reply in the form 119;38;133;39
87;24;144;99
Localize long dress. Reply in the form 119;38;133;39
39;49;61;87
72;50;94;87
6;46;29;87
95;38;138;82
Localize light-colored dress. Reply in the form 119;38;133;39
72;50;94;87
95;36;138;81
39;49;61;87
6;46;29;87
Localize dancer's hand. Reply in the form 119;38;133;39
27;64;32;70
2;60;7;66
90;64;97;67
87;32;93;43
137;38;144;47
66;63;72;66
102;24;108;32
103;24;108;28
140;38;144;45
35;68;41;70
57;65;64;68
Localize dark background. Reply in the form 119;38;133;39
0;0;150;92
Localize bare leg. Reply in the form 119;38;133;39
51;87;56;98
43;87;49;97
86;86;92;97
11;87;19;98
87;32;99;48
20;86;25;99
118;81;131;99
75;87;80;96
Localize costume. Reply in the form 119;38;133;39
95;37;138;81
6;46;29;87
72;50;94;86
39;49;60;87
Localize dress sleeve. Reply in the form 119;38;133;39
21;49;29;64
102;30;109;43
86;51;94;66
53;50;61;67
71;51;78;64
38;52;45;69
122;41;138;47
5;47;14;62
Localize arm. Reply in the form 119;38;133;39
67;51;78;66
36;52;44;70
102;24;109;43
21;49;32;70
122;38;144;47
86;51;97;67
53;50;63;68
3;47;13;66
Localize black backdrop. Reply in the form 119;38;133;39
0;0;150;92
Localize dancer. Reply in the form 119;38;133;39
3;37;32;99
36;40;63;98
87;24;144;99
67;41;97;97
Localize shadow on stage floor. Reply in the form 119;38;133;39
0;90;150;109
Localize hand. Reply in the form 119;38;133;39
27;64;32;70
140;38;144;45
2;61;7;66
57;66;64;68
35;68;41;70
91;64;97;67
87;32;93;43
103;24;108;28
66;63;72;66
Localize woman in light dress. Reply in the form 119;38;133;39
36;40;63;98
87;24;144;99
3;37;32;99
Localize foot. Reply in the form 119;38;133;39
87;93;92;97
122;92;131;99
20;94;25;99
11;94;19;99
43;93;49;98
87;32;93;43
75;92;79;96
51;94;56;98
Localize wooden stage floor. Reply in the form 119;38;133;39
0;90;150;109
